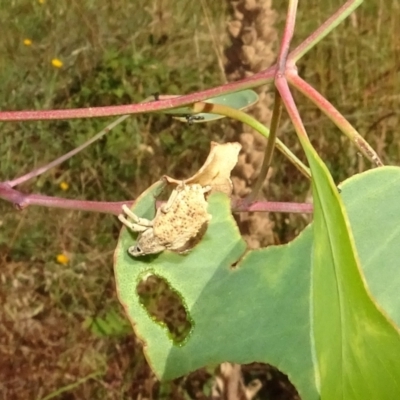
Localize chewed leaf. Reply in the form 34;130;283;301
114;166;400;400
165;142;241;195
114;189;318;400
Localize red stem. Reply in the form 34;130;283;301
0;183;133;214
234;199;313;214
277;0;299;73
276;76;308;140
288;73;355;133
288;73;383;165
0;0;363;219
0;1;361;123
0;183;313;215
0;69;274;121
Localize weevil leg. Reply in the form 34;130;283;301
120;204;153;227
160;183;184;213
202;185;211;194
118;214;149;232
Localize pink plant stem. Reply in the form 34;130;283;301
0;0;364;220
276;76;308;141
0;1;363;123
0;182;133;215
277;0;298;73
233;199;313;214
288;73;383;166
0;69;275;121
0;182;313;215
273;1;310;142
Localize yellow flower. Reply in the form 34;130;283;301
38;0;45;3
23;39;32;46
51;58;63;68
59;181;69;191
56;253;69;265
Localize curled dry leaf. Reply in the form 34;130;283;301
164;141;242;196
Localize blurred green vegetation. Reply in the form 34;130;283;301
0;0;399;399
0;1;229;398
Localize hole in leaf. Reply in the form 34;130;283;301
136;274;192;343
241;362;300;400
211;362;300;399
232;212;276;249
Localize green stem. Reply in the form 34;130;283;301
290;0;363;62
248;90;283;202
39;372;102;400
8;115;130;188
191;102;311;179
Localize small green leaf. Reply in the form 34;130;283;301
84;308;131;337
161;89;259;123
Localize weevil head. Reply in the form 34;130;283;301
128;228;165;257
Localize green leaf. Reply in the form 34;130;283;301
301;142;400;399
84;308;131;338
340;167;400;327
114;182;318;400
114;166;400;400
161;89;259;123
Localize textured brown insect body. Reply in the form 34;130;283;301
119;183;211;257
